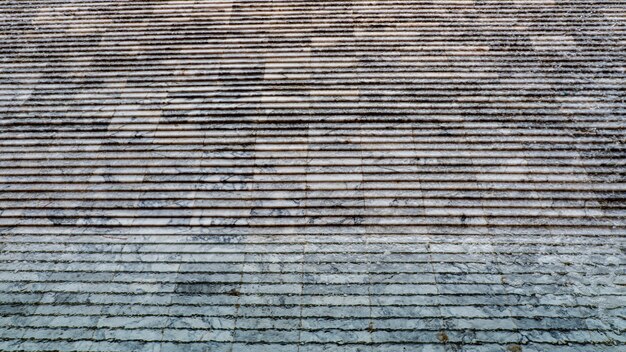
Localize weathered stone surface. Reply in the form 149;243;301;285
0;0;625;351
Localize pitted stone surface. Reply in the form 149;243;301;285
0;0;625;351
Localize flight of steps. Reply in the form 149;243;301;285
0;1;625;351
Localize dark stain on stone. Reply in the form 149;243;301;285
48;216;78;226
507;344;523;352
227;288;241;297
437;331;449;343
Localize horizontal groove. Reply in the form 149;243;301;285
2;247;619;254
1;181;624;188
0;132;618;138
0;169;619;176
1;313;617;321
2;259;617;266
2;233;620;239
2;279;615;287
0;338;620;347
1;132;623;140
6;31;624;43
1;116;622;122
1;324;619;333
0;144;621;151
0;58;623;67
2;84;621;91
2;40;624;48
8;103;615;112
1;259;624;272
5;19;624;30
0;223;622;228
3;173;619;179
0;155;626;160
1;87;622;94
1;97;624;105
5;0;622;6
10;9;620;16
0;289;620;297
3;95;624;103
3;49;624;59
6;15;625;23
1;207;624;216
3;98;625;105
1;124;626;131
1;165;623;172
5;0;622;5
3;56;624;66
2;204;622;210
26;246;600;255
0;314;617;324
2;227;619;234
1;155;621;161
1;241;619;249
7;3;624;13
4;115;622;121
2;44;625;54
1;124;623;130
18;10;616;16
1;140;622;147
0;152;621;159
1;196;621;202
4;69;626;77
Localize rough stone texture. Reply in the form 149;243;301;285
0;0;625;351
